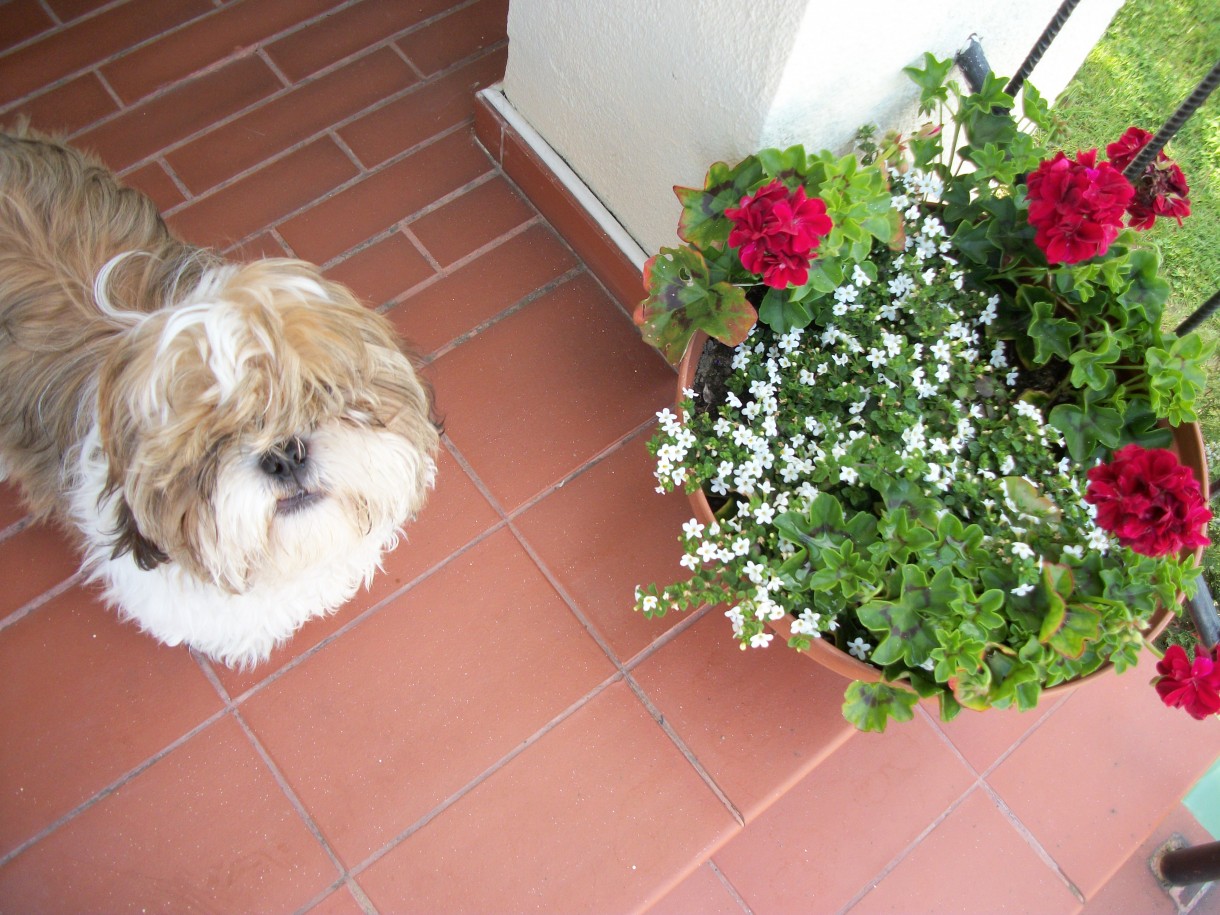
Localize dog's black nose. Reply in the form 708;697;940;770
259;438;308;481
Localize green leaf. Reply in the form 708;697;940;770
857;594;938;667
1001;476;1062;523
635;248;756;364
1025;292;1079;364
758;286;814;333
775;493;846;553
674;158;764;247
1048;400;1124;462
1068;328;1121;391
842;681;919;732
1117;247;1169;327
1020;82;1052;133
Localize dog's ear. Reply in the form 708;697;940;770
109;497;169;570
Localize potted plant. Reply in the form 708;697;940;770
632;53;1212;732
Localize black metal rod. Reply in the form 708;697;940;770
1005;0;1082;97
1186;575;1220;651
1123;58;1220;181
1156;840;1220;886
1175;289;1220;336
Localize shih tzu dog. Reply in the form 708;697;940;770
0;130;440;668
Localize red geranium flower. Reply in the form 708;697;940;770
1105;127;1191;229
725;180;832;288
1024;149;1133;264
1084;444;1212;558
1154;644;1220;720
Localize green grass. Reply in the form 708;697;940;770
1053;0;1220;438
1050;0;1220;649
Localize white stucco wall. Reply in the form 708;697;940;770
502;0;1124;256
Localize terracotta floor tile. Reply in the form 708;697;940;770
358;679;740;913
44;0;112;20
211;445;501;696
0;0;53;53
0;482;26;532
239;529;614;865
77;55;282;172
0;0;211;108
710;716;975;911
652;862;745;915
630;610;859;820
307;883;369;915
265;0;457;82
0;521;81;617
276;129;491;264
514;428;696;662
165;47;418;194
227;231;292;262
386;222;579;356
4;73;118;135
429;273;673;511
396;0;509;76
323;231;436;308
1082;804;1213;914
0;586;222;858
0;716;338;911
408;174;536;266
120;161;187;212
167;137;358;249
988;653;1220;899
852;787;1081;914
931;695;1068;775
337;47;507;168
100;0;342;104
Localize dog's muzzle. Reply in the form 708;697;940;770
260;438;322;514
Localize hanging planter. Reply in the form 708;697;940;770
632;54;1213;732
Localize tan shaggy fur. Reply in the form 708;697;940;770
0;130;440;659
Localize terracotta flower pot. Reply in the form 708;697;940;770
676;331;1209;693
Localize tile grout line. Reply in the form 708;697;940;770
371;213;549;315
978;780;1087;904
0;571;85;635
915;691;1072;781
194;657;382;913
224;516;511;708
622;672;746;827
836;780;983;914
312;168;504;274
104;42;507;204
707;859;756;914
417;260;583;362
0;704;232;870
347;669;627;880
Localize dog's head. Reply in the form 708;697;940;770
96;259;439;592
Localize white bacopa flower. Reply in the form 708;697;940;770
834;284;859;305
1011;583;1036;597
1086;528;1110;553
1011;542;1035;561
682;519;704;540
840;466;859;485
847;637;872;660
679;553;699;570
754;502;776;525
749;631;774;649
696;540;721;563
640;594;658;613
